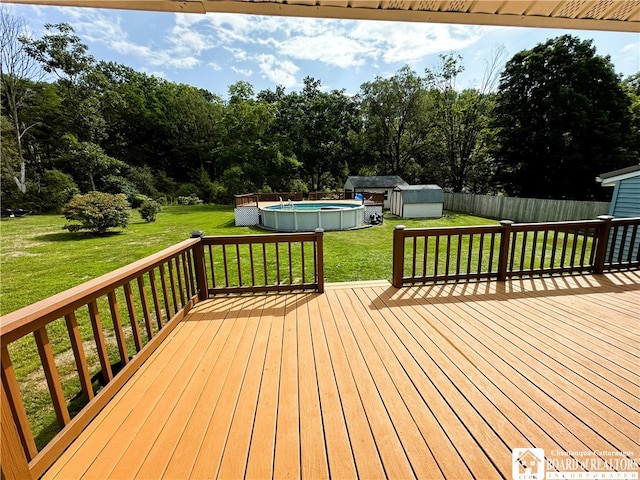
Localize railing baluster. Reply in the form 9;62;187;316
559;229;569;269
137;276;154;340
181;253;192;299
477;233;484;274
33;326;71;428
530;231;538;271
569;228;579;268
288;242;293;284
412;236;418;279
250;244;256;286
236;244;242;287
315;228;324;293
275;242;281;285
509;231;517;273
208;245;216;289
630;224;639;264
65;312;94;401
579;228;589;268
107;291;129;366
467;233;474;276
434;236;440;278
617;225;629;264
186;250;196;296
174;257;186;306
87;300;114;384
607;226;617;266
456;234;462;276
159;264;173;319
550;231;559;270
222;245;229;288
123;283;143;352
1;347;38;460
262;243;268;285
519;231;527;272
487;232;495;273
540;230;549;270
422;236;428;279
300;242;306;284
149;270;164;330
445;235;451;277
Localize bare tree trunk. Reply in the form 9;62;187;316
1;6;43;194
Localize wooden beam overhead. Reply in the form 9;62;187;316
3;0;639;32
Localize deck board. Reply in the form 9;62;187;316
44;272;640;479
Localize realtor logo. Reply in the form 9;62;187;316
513;448;545;480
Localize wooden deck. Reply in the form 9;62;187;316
43;272;640;479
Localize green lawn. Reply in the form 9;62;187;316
1;205;496;315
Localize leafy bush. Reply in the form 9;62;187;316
177;194;202;205
139;199;162;222
39;169;80;213
63;192;131;234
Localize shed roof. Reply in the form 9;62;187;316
394;184;444;204
346;176;408;189
597;164;640;186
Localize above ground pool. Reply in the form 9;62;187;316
260;202;365;232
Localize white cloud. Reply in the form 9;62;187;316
620;42;639;55
256;54;299;88
231;66;253;76
64;9;209;69
277;34;372;68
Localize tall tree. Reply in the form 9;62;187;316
22;22;101;142
425;52;503;192
359;66;430;181
0;7;43;193
493;35;632;200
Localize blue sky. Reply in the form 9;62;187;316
8;4;640;98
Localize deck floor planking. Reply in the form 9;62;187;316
43;272;640;480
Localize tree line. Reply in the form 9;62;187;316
2;11;638;213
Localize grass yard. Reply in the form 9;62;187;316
1;204;495;315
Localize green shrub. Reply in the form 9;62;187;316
177;194;202;205
62;191;131;234
139;199;162;223
39;169;80;213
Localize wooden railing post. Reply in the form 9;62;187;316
497;220;514;281
392;225;406;287
315;228;324;293
190;231;209;301
1;381;32;480
593;215;614;274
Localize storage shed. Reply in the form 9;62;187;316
390;184;444;218
344;175;407;209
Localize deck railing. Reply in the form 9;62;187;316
1;238;200;479
200;229;324;294
392;216;640;287
1;230;324;479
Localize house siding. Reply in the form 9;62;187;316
608;176;640;218
606;175;640;263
